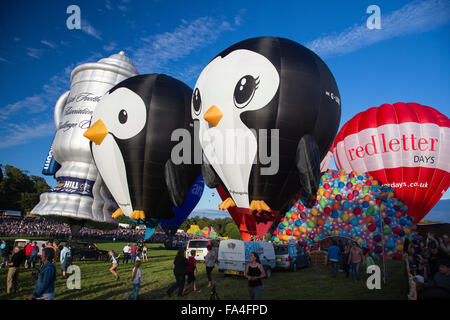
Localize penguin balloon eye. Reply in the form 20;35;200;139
233;75;259;109
118;109;128;124
98;88;147;140
193;88;202;115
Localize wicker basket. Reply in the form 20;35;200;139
309;250;328;265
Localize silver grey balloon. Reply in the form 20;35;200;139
31;51;138;233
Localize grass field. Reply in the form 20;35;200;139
0;241;407;300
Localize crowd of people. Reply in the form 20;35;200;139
405;232;450;298
0;216;145;241
0;216;205;244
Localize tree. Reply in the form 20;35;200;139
224;223;242;240
0;165;51;213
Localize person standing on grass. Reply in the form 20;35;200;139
6;247;23;294
183;250;200;294
137;243;143;260
167;248;188;297
0;240;9;268
127;260;142;300
348;242;364;281
364;248;376;268
28;242;39;269
52;241;59;263
109;250;120;281
327;240;340;278
123;243;131;264
204;245;216;288
24;241;33;268
142;244;148;262
245;252;265;300
60;243;72;278
130;244;137;264
27;247;56;300
341;244;350;278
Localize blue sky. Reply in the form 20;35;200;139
0;0;449;220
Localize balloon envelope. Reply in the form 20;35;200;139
332;102;449;222
159;175;205;236
194;37;341;239
86;74;201;227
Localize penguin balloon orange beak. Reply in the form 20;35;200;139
83;119;108;145
203;105;223;127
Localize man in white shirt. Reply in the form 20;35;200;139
123;244;131;264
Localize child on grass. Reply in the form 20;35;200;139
127;260;142;300
183;250;200;294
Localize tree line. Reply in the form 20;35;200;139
0;164;51;214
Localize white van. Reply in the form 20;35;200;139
218;240;276;278
185;239;219;261
14;239;48;254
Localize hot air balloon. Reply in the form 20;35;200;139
192;37;341;240
157;175;205;243
332;102;449;223
32;51;138;234
84;74;201;229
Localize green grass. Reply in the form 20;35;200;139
0;241;407;300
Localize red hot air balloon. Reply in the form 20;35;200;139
332;102;449;223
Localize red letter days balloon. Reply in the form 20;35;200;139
333;102;449;223
84;74;201;222
193;37;341;240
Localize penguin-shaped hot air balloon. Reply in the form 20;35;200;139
192;37;341;219
84;74;201;221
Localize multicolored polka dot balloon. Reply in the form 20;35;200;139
271;170;418;259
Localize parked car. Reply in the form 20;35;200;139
275;243;311;271
59;241;109;261
218;239;276;279
185;239;220;261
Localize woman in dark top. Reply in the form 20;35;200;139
167;248;188;297
245;252;266;300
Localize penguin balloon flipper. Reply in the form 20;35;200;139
296;134;321;202
164;160;189;207
201;161;221;189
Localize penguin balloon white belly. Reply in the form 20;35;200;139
201;118;258;208
91;134;134;216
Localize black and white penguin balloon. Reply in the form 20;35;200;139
193;36;341;215
84;74;201;221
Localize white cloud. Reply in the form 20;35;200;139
103;41;117;51
105;0;113;10
81;19;102;40
26;48;44;59
0;122;55;149
132;16;233;74
41;40;57;49
0;53;103;149
306;0;450;57
0;56;9;63
234;8;247;26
